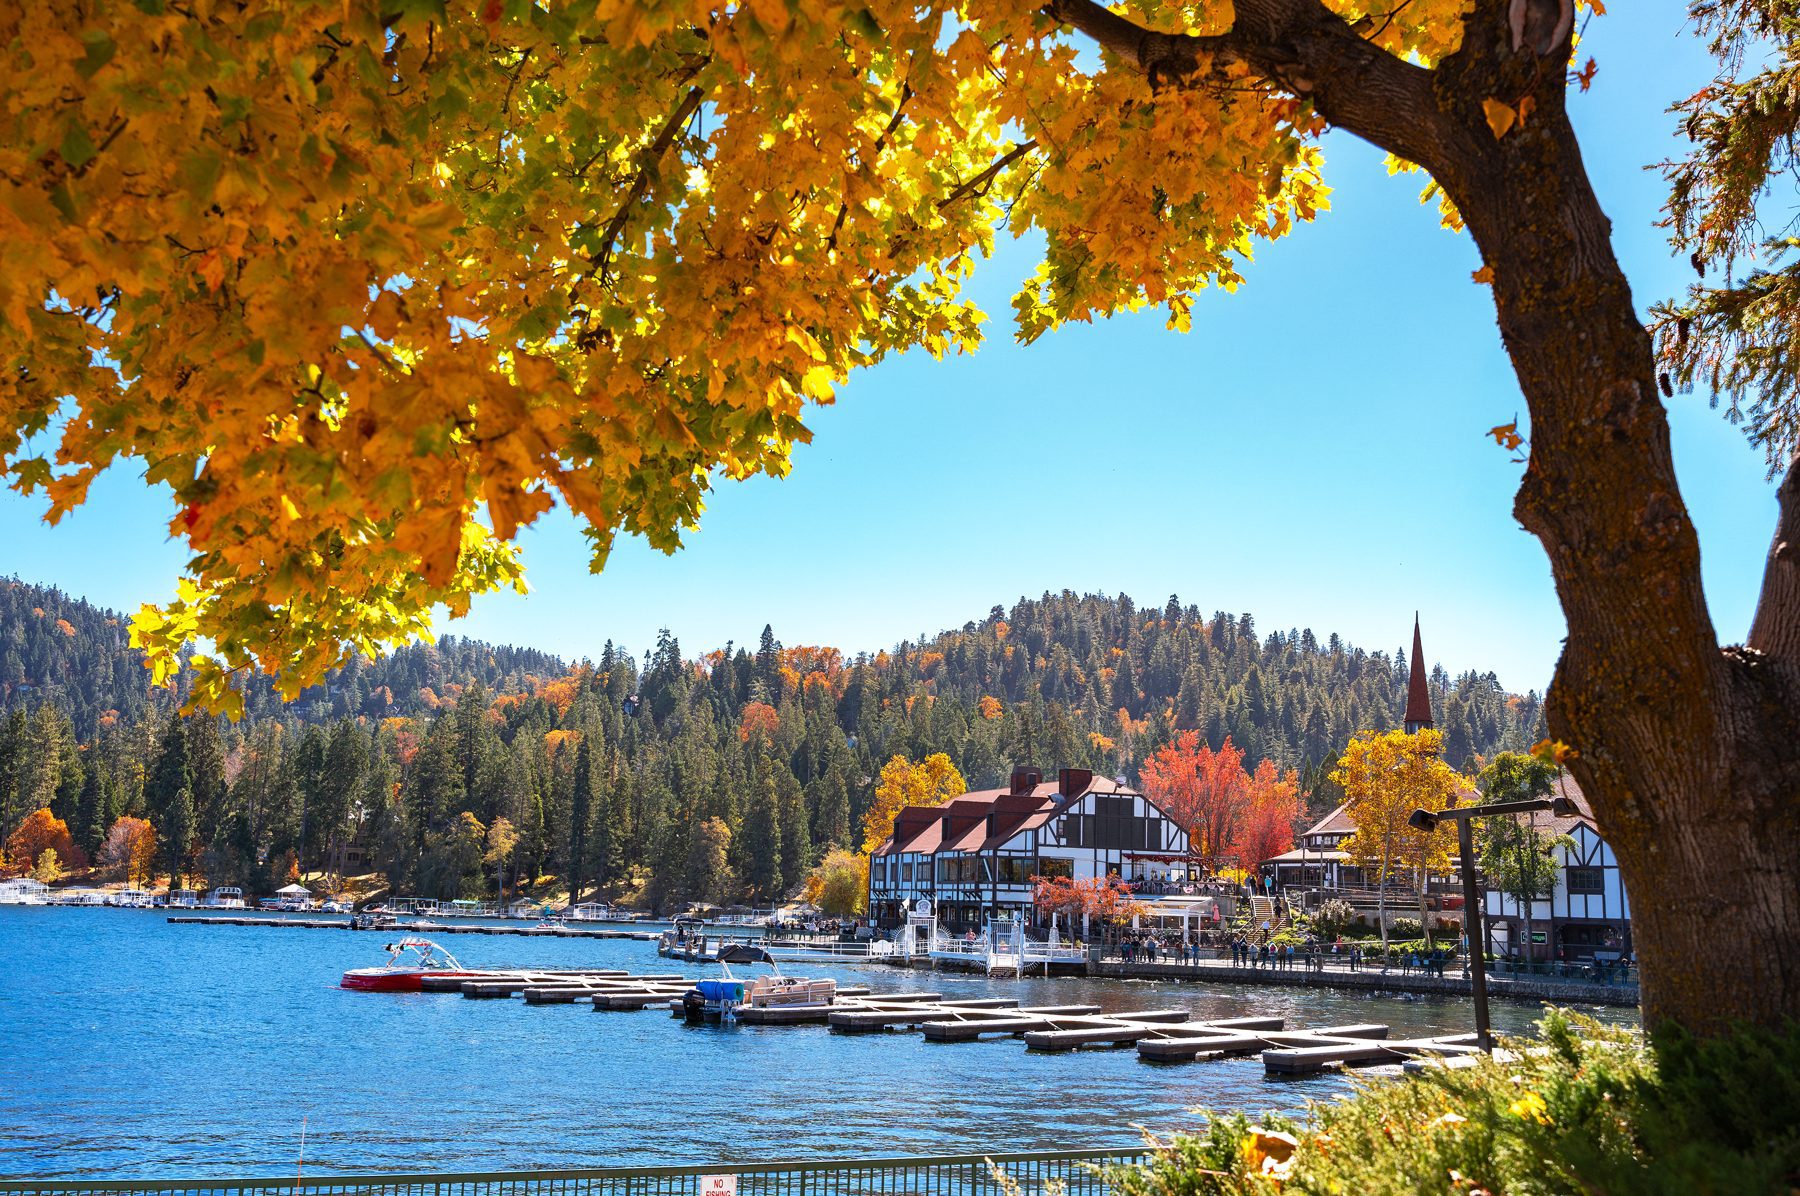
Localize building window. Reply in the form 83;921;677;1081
936;856;978;885
996;857;1035;885
1567;867;1604;894
1036;858;1073;880
1561;924;1615;947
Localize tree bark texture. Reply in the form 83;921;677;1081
1050;0;1800;1034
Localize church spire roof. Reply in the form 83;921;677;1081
1405;613;1434;733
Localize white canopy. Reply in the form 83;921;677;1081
274;883;311;896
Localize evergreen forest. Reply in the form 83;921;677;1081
0;576;1545;906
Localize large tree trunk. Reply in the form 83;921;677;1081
1427;8;1800;1036
1046;0;1800;1036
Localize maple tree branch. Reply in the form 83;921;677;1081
1748;448;1800;667
939;140;1040;211
1042;0;1456;175
828;82;914;252
591;83;706;277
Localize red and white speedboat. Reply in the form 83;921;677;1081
341;937;484;992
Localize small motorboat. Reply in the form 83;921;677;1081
341;937;483;992
350;911;399;931
680;944;836;1022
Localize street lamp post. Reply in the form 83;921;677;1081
1408;794;1578;1052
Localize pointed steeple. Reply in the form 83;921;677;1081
1404;613;1434;734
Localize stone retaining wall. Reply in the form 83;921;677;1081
1088;960;1639;1008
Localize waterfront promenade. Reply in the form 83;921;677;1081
1089;952;1639;1007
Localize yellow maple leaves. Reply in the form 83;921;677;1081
0;0;1503;710
1483;95;1536;139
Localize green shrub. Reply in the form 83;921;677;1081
1105;1010;1800;1195
1390;916;1423;939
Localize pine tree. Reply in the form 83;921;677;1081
740;766;783;902
568;735;593;903
143;715;189;865
0;709;24;843
776;763;809;892
187;716;229;850
811;761;851;850
164;783;197;890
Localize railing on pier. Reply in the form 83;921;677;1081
0;1148;1150;1196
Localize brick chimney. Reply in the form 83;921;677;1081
1057;767;1093;797
1009;765;1042;796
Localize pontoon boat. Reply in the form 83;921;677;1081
679;944;836;1021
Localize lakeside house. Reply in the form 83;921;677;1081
866;765;1192;931
1261;800;1363;892
1482;778;1631;963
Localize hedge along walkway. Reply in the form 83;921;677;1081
1088;956;1640;1008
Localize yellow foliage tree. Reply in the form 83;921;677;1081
0;0;1361;715
483;816;518;903
860;753;966;854
99;816;157;889
1331;728;1463;951
803;848;869;917
32;847;63;884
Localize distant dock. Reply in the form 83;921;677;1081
167;915;659;941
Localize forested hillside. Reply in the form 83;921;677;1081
0;577;1544;906
0;577;565;738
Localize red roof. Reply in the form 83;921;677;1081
875;774;1138;855
1405;614;1434;728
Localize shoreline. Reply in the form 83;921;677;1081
1088;958;1639;1007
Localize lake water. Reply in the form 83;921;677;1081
0;908;1634;1180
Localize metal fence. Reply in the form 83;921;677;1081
0;1149;1152;1196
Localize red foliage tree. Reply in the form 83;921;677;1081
1229;759;1302;871
5;808;87;875
1032;875;1146;929
1139;731;1248;868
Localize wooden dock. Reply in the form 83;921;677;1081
389;970;1480;1076
168;915;659;940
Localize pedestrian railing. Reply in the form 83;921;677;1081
0;1148;1151;1196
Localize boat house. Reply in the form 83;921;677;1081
0;877;49;904
867;765;1191;931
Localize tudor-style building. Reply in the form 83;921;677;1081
866;765;1191;930
1482;778;1631;962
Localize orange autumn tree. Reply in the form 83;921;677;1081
5;809;87;876
803;848;869;916
738;702;780;746
859;753;966;854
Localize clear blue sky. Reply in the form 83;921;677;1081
0;10;1774;695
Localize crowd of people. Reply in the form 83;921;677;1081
1109;928;1466;977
